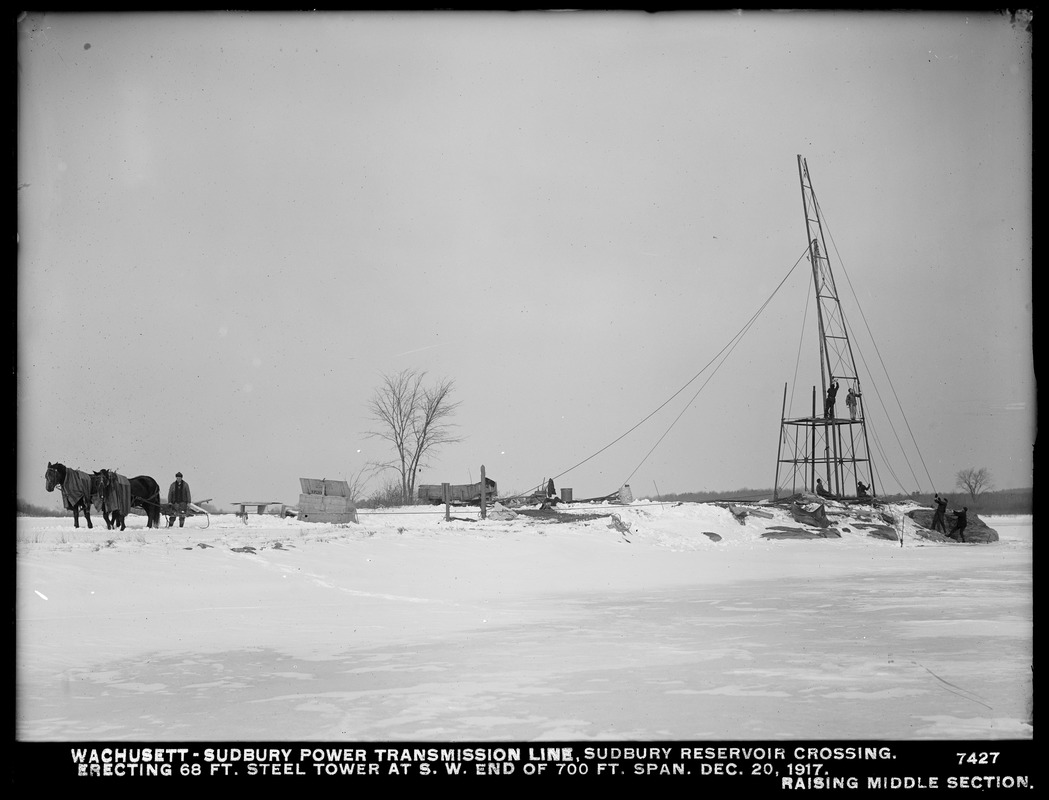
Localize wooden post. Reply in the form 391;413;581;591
811;385;818;491
774;382;787;500
442;482;450;522
479;464;487;520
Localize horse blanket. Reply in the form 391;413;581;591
60;469;95;510
101;472;132;517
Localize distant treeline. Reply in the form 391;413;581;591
648;487;778;504
644;487;1033;515
888;487;1032;515
16;499;64;517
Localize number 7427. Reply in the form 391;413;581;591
957;752;1000;765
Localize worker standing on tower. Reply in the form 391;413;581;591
846;386;860;420
825;380;839;418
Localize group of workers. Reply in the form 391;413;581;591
810;484;969;541
812;378;972;542
814;379;867;502
824;380;861;421
814;478;868;499
931;492;968;542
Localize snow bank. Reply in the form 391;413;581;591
15;504;1032;742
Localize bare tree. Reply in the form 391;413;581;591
364;478;407;509
955;467;993;505
342;464;375;505
365;369;463;504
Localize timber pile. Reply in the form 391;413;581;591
761;526;841;540
515;508;613;524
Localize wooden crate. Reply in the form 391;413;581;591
297;478;357;523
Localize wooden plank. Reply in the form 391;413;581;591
298;494;355;512
418;478;497;503
299;478;351;497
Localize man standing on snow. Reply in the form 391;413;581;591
931;493;949;533
949;506;968;543
168;471;192;528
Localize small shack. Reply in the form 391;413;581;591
297;478;358;524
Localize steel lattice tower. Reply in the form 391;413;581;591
774;156;876;501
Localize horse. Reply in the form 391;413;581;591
95;468;132;531
128;475;162;528
45;461;103;529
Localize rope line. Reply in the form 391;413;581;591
790;274;814;415
517;192;930;502
538;247;810;493
620;251;808;486
818;194;935;493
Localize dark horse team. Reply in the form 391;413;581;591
45;462;162;530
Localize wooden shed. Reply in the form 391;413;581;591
297;478;358;524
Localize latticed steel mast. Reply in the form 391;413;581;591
774;156;876;501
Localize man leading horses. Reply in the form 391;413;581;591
168;471;192;527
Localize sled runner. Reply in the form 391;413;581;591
135;498;211;528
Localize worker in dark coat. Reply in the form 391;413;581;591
167;471;192;528
815;478;829;497
931;493;949;533
949;507;968;543
825;380;839;418
856;481;869;498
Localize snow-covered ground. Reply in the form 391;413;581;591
15;500;1032;742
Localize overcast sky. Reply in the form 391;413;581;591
17;10;1033;510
